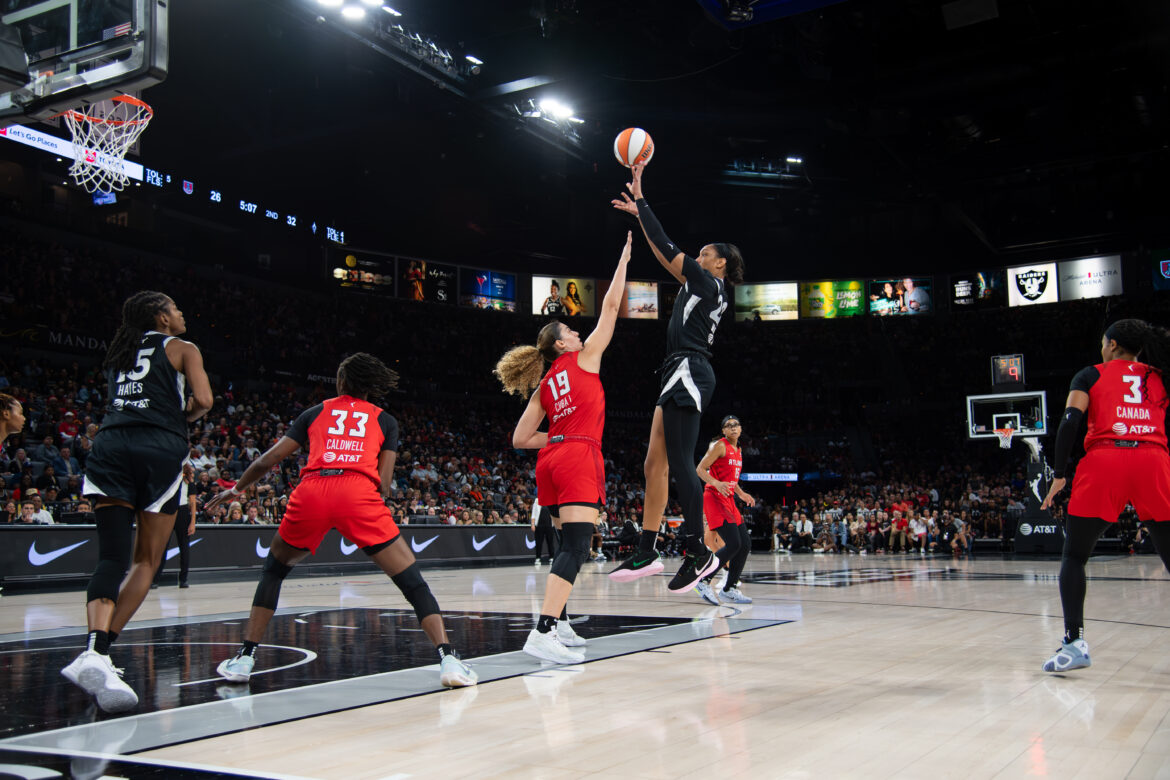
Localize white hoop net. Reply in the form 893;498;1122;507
994;428;1014;449
62;94;153;194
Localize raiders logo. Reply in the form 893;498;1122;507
1015;269;1049;300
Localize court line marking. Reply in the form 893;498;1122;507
0;743;317;779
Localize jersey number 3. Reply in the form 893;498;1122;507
328;410;368;437
1122;375;1142;404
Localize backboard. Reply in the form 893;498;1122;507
966;391;1048;440
0;0;167;126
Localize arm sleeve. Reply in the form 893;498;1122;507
1070;366;1100;393
633;199;684;263
285;405;322;447
1052;407;1085;479
378;412;399;452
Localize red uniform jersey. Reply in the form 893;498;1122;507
1082;360;1168;451
289;396;399;487
539;352;605;443
705;438;742;491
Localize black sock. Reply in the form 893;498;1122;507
436;643;456;661
559;605;568;621
1062;627;1083;644
107;630;119;646
240;640;259;657
537;614;557;634
684;535;706;556
88;630;109;655
638;530;658;554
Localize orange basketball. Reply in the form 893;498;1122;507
613;127;654;168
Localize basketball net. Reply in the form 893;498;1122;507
993;427;1014;449
61;94;153;193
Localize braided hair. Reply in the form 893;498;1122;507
103;291;172;373
336;352;399;399
1104;318;1170;405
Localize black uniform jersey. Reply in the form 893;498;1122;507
666;255;728;358
100;331;188;441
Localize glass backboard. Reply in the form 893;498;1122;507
966;391;1048;439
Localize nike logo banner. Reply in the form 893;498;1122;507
256;539;270;558
472;534;497;551
28;540;88;566
340;539;359;556
411;535;439;553
165;538;204;560
524;535;536;549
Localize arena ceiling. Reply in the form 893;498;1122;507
143;0;1170;278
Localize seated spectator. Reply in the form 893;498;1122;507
36;464;62;491
793;513;814;552
1;499;16;523
32;435;59;464
57;410;80;444
27;492;54;524
225;502;245;524
190;445;215;471
18;501;38;524
50;446;81;479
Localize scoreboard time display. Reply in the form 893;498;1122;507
991;354;1025;387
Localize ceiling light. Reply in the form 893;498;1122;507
340;5;366;20
539;98;573;120
317;0;344;7
465;55;483;66
359;0;381;5
382;5;402;15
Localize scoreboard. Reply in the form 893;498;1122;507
991;354;1025;387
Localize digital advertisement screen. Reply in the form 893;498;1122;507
1057;255;1122;300
950;270;1005;309
461;269;517;312
595;280;659;319
799;280;864;318
531;276;596;317
1006;263;1059;306
92;190;117;206
331;252;396;295
400;259;456;304
867;277;933;315
734;282;799;321
1153;249;1170;292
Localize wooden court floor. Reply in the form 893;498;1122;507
3;552;1170;779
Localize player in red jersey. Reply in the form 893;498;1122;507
207;353;476;688
694;416;756;606
1040;319;1170;672
0;393;25;454
494;233;631;664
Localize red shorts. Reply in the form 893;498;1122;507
278;473;399;553
704;488;742;529
1068;445;1170;522
536;442;605;509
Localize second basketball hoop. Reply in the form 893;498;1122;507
61;94;153;193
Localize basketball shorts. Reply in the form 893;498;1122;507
703;489;742;529
536;442;605;509
657;352;715;413
83;426;187;514
1068;445;1170;522
279;473;399;553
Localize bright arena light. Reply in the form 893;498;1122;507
317;0;344;7
359;0;381;5
465;55;484;66
382;5;402;15
539;98;574;120
340;4;366;20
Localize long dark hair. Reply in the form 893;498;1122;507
1105;318;1170;405
336;352;400;399
103;291;172;373
713;243;745;285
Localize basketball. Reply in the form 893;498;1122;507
613;127;654;168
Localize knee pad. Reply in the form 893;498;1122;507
551;523;593;585
252;552;294;610
391;563;440;622
86;506;135;603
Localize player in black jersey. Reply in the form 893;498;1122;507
0;393;26;454
609;162;746;592
61;291;213;713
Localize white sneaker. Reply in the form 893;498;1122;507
524;628;585;664
1043;638;1091;672
67;651;138;713
713;573;728;592
557;620;587;647
217;653;255;683
439;654;478;687
720;587;753;604
695;580;721;606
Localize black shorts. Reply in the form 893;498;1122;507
656;352;715;412
83;426;188;514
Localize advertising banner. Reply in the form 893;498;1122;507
1057;255;1122;300
532;276;597;317
734;282;799;321
1006;263;1059;306
799;280;864;318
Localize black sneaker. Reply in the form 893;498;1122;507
607;550;664;582
667;551;721;593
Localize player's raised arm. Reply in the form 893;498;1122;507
580;232;632;371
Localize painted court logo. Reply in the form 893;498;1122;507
1015;269;1049;300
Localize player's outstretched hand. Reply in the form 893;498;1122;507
611;191;639;217
619;230;632;262
204;488;238;513
1040;477;1066;511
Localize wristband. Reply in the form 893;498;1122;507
228;485;242;496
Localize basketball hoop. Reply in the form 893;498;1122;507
994;428;1014;449
60;94;153;193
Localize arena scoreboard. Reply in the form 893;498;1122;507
991;354;1025;387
